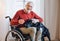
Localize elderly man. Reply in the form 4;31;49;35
11;1;43;41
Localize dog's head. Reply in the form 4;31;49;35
24;19;41;27
24;19;33;27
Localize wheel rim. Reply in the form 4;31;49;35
5;30;24;41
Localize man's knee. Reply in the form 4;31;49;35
29;27;37;34
20;27;30;34
32;27;36;33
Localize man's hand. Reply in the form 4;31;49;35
31;19;39;23
18;19;25;24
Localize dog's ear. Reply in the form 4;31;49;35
36;22;40;25
26;19;32;23
40;23;43;27
33;22;40;27
24;19;32;27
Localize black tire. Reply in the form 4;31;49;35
5;30;25;41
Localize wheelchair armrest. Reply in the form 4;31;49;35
10;25;17;28
10;24;20;28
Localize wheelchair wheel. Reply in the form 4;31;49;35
5;30;25;41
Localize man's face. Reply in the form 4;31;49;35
26;2;33;10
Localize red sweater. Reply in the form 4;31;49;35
11;9;43;25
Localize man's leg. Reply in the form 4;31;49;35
35;31;41;41
36;27;43;41
28;27;36;41
20;27;36;41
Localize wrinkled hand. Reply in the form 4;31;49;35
31;19;39;23
18;19;25;24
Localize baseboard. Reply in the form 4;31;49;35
7;39;60;41
45;39;60;41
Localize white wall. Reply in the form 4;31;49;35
0;0;8;41
0;0;44;41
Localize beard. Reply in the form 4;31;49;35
27;7;32;13
28;10;31;13
24;7;32;14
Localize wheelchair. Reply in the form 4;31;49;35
5;16;32;41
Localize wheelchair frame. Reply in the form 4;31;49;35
5;16;31;41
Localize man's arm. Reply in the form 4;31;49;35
10;11;20;25
33;12;43;22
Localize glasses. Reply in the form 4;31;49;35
27;5;33;8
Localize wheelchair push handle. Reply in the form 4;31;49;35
5;16;11;21
5;16;21;28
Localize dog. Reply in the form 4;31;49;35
24;19;51;41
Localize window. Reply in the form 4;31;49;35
6;0;44;20
0;0;44;41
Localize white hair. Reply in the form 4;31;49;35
24;1;33;7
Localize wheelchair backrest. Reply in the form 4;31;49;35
5;16;14;30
